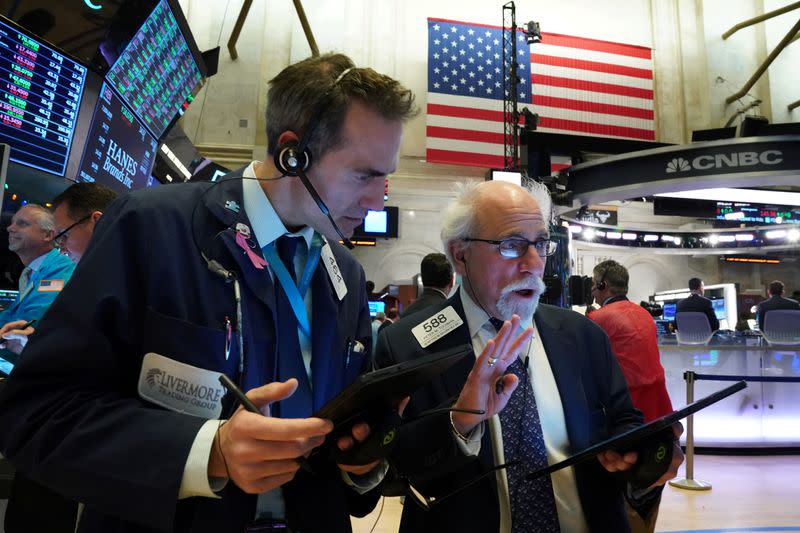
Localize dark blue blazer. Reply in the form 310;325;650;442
676;293;719;331
400;287;447;318
0;175;376;533
757;295;800;331
375;292;643;533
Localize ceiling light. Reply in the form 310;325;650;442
765;229;787;239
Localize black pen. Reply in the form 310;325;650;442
21;320;36;329
218;374;314;474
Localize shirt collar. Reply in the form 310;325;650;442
459;287;534;339
27;250;50;272
242;161;314;249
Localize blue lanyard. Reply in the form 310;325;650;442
261;233;324;336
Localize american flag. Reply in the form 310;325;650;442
426;18;655;169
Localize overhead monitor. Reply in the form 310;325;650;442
0;16;86;175
105;0;204;138
662;303;676;321
76;82;157;194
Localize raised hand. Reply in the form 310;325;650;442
451;315;534;435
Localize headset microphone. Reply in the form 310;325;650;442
296;167;355;249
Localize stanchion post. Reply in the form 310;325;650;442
669;371;712;491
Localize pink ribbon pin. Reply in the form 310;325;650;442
234;223;267;270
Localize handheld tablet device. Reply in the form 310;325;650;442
525;380;747;481
315;343;473;464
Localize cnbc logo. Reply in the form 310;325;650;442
666;150;783;173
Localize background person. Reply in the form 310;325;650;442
377;181;682;533
51;182;118;264
0;53;417;533
756;280;800;332
0;205;74;355
587;259;673;533
400;252;454;318
675;277;719;331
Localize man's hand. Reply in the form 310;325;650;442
451;315;534;435
0;320;34;355
209;379;333;494
597;422;685;488
335;397;410;476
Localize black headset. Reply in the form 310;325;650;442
272;67;356;249
594;265;608;291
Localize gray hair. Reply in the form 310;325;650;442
20;204;55;232
440;179;553;265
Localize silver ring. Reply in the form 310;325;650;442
487;357;497;367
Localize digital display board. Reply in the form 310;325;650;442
77;83;157;194
715;203;799;225
106;0;203;138
711;298;726;320
0;16;86;175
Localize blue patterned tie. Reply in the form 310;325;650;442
490;318;560;532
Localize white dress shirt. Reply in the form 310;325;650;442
458;290;589;533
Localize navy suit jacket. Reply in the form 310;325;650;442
375;292;643;533
0;174;377;533
676;293;719;331
400;287;447;318
757;295;800;331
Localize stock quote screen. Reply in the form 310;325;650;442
77;83;157;194
0;17;86;175
106;0;203;139
715;202;799;225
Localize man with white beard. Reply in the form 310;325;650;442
374;180;682;533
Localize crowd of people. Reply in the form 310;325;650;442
0;51;793;533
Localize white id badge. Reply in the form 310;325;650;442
321;243;348;300
411;306;465;348
137;353;226;419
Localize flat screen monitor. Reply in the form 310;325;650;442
711;298;726;320
0;288;17;310
662;303;676;321
0;16;86;176
105;0;204;138
76;82;158;194
353;206;399;238
654;319;672;336
368;300;385;317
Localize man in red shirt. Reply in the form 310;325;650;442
587;260;673;533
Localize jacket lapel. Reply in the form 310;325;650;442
535;305;590;452
201;174;277;315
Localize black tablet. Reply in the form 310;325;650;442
315;343;473;428
525;380;747;480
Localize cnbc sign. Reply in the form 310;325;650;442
666;150;783;173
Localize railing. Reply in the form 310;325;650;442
669;370;800;491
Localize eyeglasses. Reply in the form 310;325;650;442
54;214;91;246
462;237;558;258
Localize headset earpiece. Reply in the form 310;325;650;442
596;279;606;291
274;141;311;177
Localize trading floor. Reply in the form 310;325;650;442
352;455;800;533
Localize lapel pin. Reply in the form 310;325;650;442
225;200;241;213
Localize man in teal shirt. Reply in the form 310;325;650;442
0;204;74;354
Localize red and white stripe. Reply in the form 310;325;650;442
530;32;654;141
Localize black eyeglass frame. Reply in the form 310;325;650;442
462;237;558;258
54;214;92;246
